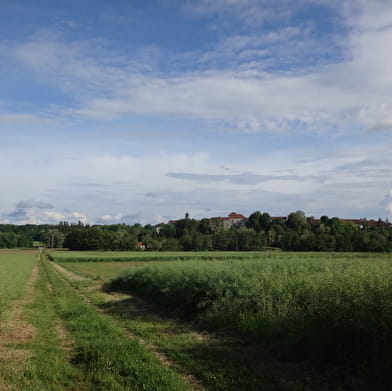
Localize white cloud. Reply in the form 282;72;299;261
3;1;389;134
183;0;292;27
43;211;67;221
99;213;123;222
1;138;391;223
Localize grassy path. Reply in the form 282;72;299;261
44;255;192;391
1;252;194;390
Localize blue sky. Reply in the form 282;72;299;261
1;0;392;225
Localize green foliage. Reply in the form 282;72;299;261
106;254;392;383
41;229;65;248
1;211;391;252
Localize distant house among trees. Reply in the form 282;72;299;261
220;212;248;230
136;241;146;250
208;212;248;230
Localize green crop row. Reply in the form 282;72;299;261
0;251;36;317
48;250;390;263
48;250;265;263
106;255;392;385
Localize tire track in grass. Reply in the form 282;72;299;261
44;268;75;358
44;257;192;391
51;262;88;281
21;257;90;391
49;258;205;391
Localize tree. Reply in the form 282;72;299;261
247;211;262;232
260;212;271;230
42;229;64;248
198;219;212;234
286;211;307;229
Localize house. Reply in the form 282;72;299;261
136;241;146;250
222;212;247;229
208;212;247;230
271;216;287;223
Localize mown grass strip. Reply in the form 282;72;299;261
44;257;192;391
18;258;89;391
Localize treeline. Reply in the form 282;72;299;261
1;211;391;252
0;231;32;248
153;211;392;252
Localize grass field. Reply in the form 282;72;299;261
53;250;392;388
0;250;193;390
53;261;155;280
0;250;36;317
3;249;391;389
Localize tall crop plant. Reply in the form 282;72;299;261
106;255;392;384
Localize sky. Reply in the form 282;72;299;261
1;0;392;225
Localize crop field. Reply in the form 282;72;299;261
48;250;269;263
52;250;392;389
0;250;36;317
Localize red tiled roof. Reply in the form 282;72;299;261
210;212;247;221
228;212;246;219
342;219;363;224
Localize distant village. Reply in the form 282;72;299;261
155;211;392;232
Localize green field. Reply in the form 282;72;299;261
49;250;270;262
0;250;36;317
3;249;392;389
104;253;392;384
0;250;193;390
53;250;392;388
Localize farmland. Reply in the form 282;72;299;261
0;250;193;390
50;250;392;390
0;250;36;317
48;250;266;263
1;249;392;389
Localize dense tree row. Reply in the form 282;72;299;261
0;231;32;248
0;211;391;251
